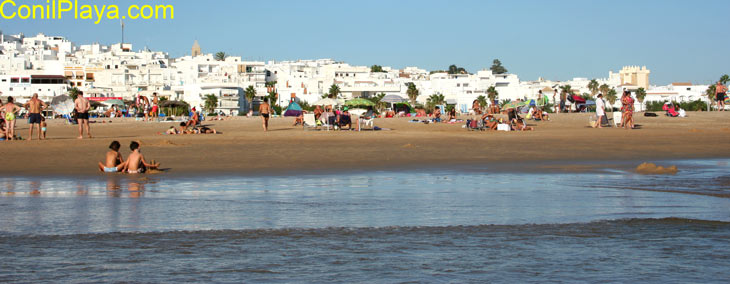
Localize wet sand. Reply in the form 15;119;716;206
1;112;729;177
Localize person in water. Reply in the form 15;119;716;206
125;141;160;174
98;141;126;173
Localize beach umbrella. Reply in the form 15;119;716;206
345;98;375;107
51;95;74;114
103;99;126;107
284;101;303;117
314;98;340;106
381;94;406;103
502;101;528;109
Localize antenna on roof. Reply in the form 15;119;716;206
120;19;125;45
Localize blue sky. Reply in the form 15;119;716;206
2;0;729;85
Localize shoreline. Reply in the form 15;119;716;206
0;112;729;178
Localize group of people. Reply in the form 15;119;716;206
1;94;49;141
98;140;160;174
135;93;160;121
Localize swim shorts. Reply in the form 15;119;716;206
718;93;727;102
262;113;270;118
104;167;119;173
28;113;42;124
77;112;89;120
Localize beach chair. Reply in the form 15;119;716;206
303;113;318;130
358;116;374;131
320;113;333;131
613;112;622;127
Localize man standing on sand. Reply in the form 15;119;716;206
74;91;92;139
24;93;47;140
553;89;558;113
259;98;272;131
151;93;160;118
716;81;727;111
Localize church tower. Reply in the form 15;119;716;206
191;40;201;57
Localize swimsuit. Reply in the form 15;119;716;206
262;113;269;118
104;167;119;173
42;127;47;132
28;113;42;124
127;169;144;174
5;112;15;121
77;112;89;120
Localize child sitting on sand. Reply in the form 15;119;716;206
98;141;126;173
125;141;160;174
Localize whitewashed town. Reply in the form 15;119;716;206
0;30;720;116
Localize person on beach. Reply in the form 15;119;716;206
337;107;352;130
448;107;457;121
151;93;160;118
40;117;47;139
259;98;272;131
98;141;126;173
184;111;200;128
2;96;21;141
621;90;635;129
74;91;92;139
594;94;607;128
716;81;727;111
24;93;48;140
313;105;323;121
472;100;482;115
559;90;567;113
125;141;160;174
433;106;442;122
553;89;559;113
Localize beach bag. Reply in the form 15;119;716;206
469;120;478;129
497;124;510;131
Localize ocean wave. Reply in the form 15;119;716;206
2;218;728;240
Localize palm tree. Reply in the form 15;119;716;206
68;87;81;100
244;85;257;111
406;83;419;105
426;93;445;111
605;89;618;112
635;88;647;112
588;79;599;98
371;93;387;113
720;74;730;85
486;86;499;104
559;85;572;96
327;84;341;99
267;91;278;106
476;95;488;109
706;85;717;111
214;52;227;61
204;94;218;114
599;84;610;97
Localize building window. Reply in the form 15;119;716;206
9;88;12;91
10;78;19;83
21;78;29;83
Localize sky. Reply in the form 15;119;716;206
2;0;729;85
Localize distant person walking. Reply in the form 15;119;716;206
716;81;727;111
553;89;559;113
74;91;92;139
259;98;272;131
593;94;607;128
24;93;48;140
2;96;21;140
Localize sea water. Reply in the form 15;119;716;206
1;160;729;283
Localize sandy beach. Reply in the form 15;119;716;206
1;112;729;177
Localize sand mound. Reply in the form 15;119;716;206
636;162;678;175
